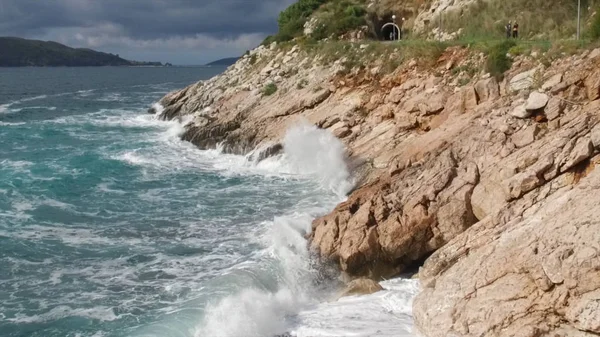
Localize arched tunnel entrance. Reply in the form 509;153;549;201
381;23;401;41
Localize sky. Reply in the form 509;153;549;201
0;0;296;65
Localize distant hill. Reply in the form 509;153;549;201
205;57;239;66
0;37;163;67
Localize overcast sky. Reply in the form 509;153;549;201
0;0;295;64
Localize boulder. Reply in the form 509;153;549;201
509;68;537;92
526;92;549;111
339;278;384;297
474;77;500;102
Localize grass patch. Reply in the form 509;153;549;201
440;0;586;40
262;83;278;96
485;40;516;80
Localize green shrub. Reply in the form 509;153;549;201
272;0;327;42
262;83;278;96
485;40;516;80
589;12;600;39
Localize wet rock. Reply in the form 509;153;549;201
339;278;384;297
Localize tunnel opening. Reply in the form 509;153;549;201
381;23;401;41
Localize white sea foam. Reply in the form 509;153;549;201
291;278;420;337
7;305;118;323
192;121;358;337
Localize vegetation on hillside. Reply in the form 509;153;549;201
264;0;367;44
0;37;162;67
440;0;595;40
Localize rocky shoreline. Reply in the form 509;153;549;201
157;42;600;336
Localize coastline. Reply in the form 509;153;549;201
156;40;600;336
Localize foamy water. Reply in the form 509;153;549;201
0;67;420;337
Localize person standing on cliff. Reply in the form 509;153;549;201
512;21;519;38
506;21;512;38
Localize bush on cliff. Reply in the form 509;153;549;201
311;1;367;40
270;0;327;42
261;83;278;96
589;11;600;39
485;40;516;80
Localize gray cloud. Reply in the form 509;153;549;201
0;0;295;64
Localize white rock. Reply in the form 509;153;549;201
509;68;538;92
526;92;549;111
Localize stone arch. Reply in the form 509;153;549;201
381;23;401;41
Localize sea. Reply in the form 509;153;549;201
0;66;419;337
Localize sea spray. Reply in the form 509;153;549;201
194;122;354;337
282;121;354;197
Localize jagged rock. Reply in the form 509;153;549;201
561;138;594;172
333;126;352;139
542;73;563;91
464;86;478;111
584;69;600;101
386;86;404;104
511;104;532;119
474;77;499;102
154;38;600;337
512;124;540;148
339;278;384;297
414;168;600;337
546;97;566;121
592;124;600;149
526;92;549;111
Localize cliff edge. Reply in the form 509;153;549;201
156;39;600;335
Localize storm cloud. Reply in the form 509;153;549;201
0;0;295;64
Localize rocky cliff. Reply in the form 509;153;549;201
157;41;600;336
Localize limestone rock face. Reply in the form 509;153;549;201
156;40;600;337
414;167;600;337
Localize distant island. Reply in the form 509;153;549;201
205;57;240;67
0;37;165;67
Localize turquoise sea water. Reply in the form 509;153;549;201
0;67;351;337
0;67;419;337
